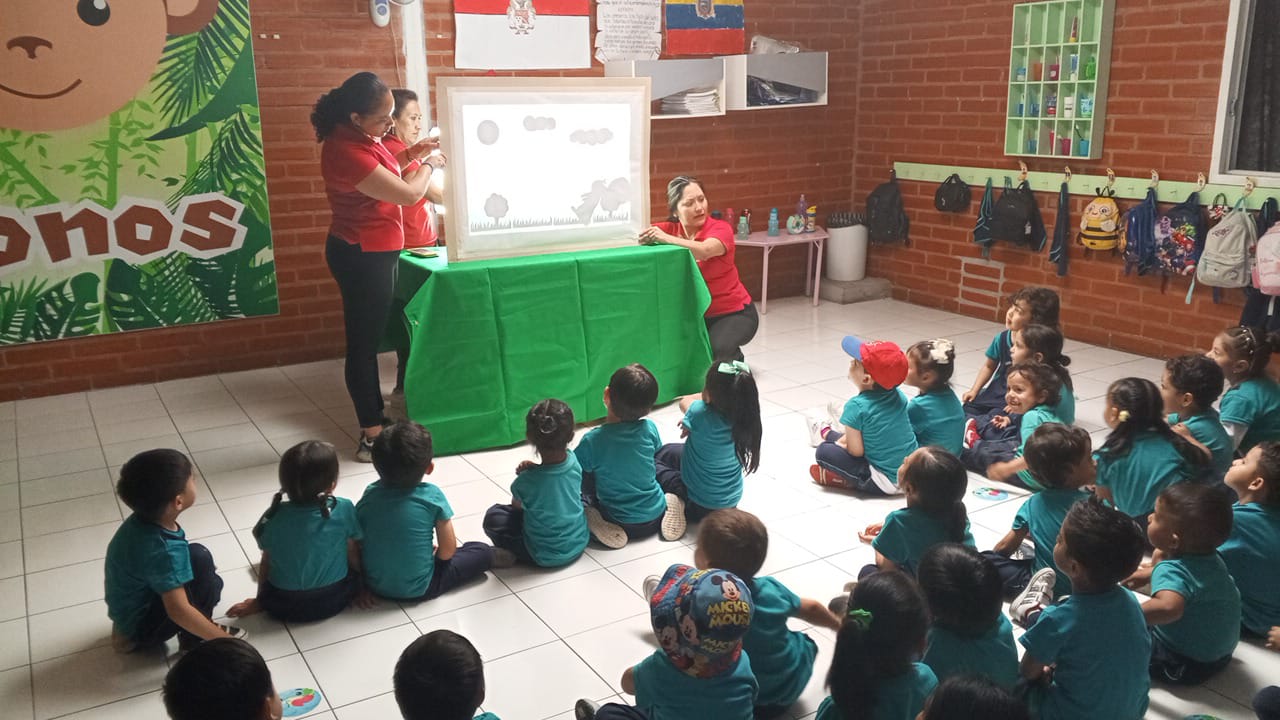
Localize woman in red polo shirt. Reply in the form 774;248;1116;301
640;175;758;361
312;72;437;461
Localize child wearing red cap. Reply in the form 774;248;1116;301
810;337;919;495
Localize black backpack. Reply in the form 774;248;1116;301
990;178;1042;248
934;173;971;213
867;173;909;245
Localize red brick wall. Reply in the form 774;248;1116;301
853;0;1243;360
0;0;856;400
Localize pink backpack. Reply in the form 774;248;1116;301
1253;221;1280;295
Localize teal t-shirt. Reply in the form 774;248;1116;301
1012;488;1088;598
356;481;452;599
511;455;589;567
1018;586;1151;720
104;514;194;639
1094;430;1194;517
907;388;964;455
872;507;975;577
1051;379;1076;425
840;387;918;480
1219;502;1280;634
923;614;1019;690
814;663;936;720
1014;404;1063;488
634;649;757;720
681;400;744;509
255;497;362;591
1220;377;1280;452
984;331;1013;387
1150;554;1242;662
474;714;500;720
1168;410;1233;479
742;576;817;707
574;419;666;524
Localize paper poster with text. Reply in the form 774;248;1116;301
0;0;277;347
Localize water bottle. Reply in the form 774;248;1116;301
767;208;780;236
736;214;750;240
796;194;807;219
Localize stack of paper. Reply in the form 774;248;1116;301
660;87;720;115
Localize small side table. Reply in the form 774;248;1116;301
735;227;828;314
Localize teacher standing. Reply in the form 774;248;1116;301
640;175;758;362
311;72;437;461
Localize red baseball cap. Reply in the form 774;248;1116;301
841;336;908;389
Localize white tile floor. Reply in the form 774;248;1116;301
0;296;1274;720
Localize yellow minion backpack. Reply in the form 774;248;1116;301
1078;188;1124;251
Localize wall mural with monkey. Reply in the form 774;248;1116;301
0;0;277;346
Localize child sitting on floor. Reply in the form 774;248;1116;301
962;286;1060;418
394;630;500;720
1207;325;1280;453
1219;441;1280;637
917;543;1019;690
904;339;965;456
811;337;918;495
1161;354;1232;480
962;362;1063;489
162;638;279;720
358;421;502;602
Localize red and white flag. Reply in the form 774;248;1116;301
454;0;590;70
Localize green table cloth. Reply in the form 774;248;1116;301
391;245;713;455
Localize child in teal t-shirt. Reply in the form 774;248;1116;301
812;337;917;495
228;441;365;624
963;362;1063;490
904;338;964;455
1220;442;1280;635
1207;325;1280;453
693;509;840;716
1094;378;1207;523
394;630;503;720
985;423;1091;599
358;422;496;601
863;447;974;578
575;363;671;548
818;571;936;720
963;287;1060;418
1161;354;1232;479
483;399;589;568
1128;483;1241;685
1018;497;1150;720
917;544;1019;690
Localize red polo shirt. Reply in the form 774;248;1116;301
654;217;753;317
321;123;404;252
381;134;438;248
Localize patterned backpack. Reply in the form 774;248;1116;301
1078;188;1123;251
1153;191;1206;277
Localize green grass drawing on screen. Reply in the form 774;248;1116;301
0;0;277;347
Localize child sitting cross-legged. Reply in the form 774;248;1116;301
357;421;503;603
394;630;501;720
694;509;841;718
162;638;280;720
1219;441;1280;637
917;543;1019;690
1161;354;1232;480
961;362;1063;489
1124;482;1242;685
962;286;1060;418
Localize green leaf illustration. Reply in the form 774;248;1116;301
105;254;219;330
152;0;251;128
187;211;278;318
166;107;268;223
32;273;102;340
0;278;49;345
149;46;258;141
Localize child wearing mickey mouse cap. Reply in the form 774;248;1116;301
810;337;919;496
576;563;758;720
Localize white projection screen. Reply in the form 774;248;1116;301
437;77;651;262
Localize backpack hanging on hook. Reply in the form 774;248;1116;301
934;173;972;213
1078;187;1123;252
866;171;910;245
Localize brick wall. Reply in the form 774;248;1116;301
852;0;1243;360
0;0;856;400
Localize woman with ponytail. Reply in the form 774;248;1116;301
312;72;439;462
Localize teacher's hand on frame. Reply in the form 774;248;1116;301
406;137;440;160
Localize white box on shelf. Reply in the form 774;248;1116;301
604;57;727;119
723;51;828;111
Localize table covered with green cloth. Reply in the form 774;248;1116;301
389;245;713;455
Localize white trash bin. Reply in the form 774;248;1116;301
826;224;868;282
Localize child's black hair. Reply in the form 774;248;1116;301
1007;361;1062;409
921;675;1030;720
526;399;574;457
1100;377;1207;469
1019;324;1072;391
372;421;434;489
697;508;768;581
1060;496;1145;588
116;449;194;522
1254;441;1280;507
1220;325;1280;379
903;446;969;544
907;339;957;391
1165;354;1226;410
1158;482;1235;554
162;637;274;720
1022;423;1092;489
702;363;762;474
608;363;659;421
394;630;486;720
1009;286;1061;327
826;571;929;720
256;441;339;539
916;543;1003;638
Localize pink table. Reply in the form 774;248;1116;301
735;227;828;314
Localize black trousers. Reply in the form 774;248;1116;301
326;235;400;428
1255;686;1280;720
1149;630;1232;685
581;472;664;540
133;543;223;647
483;504;534;565
402;542;495;602
259;573;357;623
706;302;759;362
980;550;1034;598
654;443;717;521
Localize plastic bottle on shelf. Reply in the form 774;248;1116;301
767;208;780;236
1069;17;1079;42
736;212;750;240
1084;55;1097;80
1079;93;1094;118
1046;92;1057;117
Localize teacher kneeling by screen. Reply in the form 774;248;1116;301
312;72;437;462
640;175;758;362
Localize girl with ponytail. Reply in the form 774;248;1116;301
1207;325;1280;453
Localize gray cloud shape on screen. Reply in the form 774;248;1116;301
477;120;500;145
569;128;614;145
523;116;557;131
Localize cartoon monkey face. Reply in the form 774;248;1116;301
0;0;221;132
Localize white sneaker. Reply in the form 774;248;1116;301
806;415;832;447
574;698;600;720
1011;567;1056;627
1014;537;1036;561
660;494;686;541
642;574;661;600
585;506;628;549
